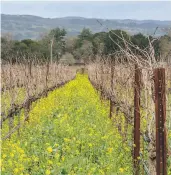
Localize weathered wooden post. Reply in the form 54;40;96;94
134;64;141;175
110;58;115;118
154;68;167;175
100;59;105;101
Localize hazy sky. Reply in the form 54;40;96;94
1;1;171;20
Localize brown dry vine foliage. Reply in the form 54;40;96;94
1;55;76;140
87;31;171;175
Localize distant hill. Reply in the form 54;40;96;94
1;14;171;40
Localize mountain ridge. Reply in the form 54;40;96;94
1;14;171;40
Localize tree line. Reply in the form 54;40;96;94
1;27;171;64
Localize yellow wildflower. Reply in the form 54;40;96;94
14;168;19;174
47;147;53;153
45;169;51;175
62;156;65;162
119;168;124;173
34;157;39;162
107;147;113;154
88;143;92;147
48;160;53;165
2;154;7;159
10;153;14;158
137;156;141;160
64;138;70;142
2;167;5;172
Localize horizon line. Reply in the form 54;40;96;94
1;13;171;22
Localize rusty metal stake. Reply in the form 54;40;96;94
154;68;167;175
134;65;141;175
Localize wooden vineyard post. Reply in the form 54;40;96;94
9;60;14;139
100;61;103;100
154;68;167;175
109;100;115;118
110;58;115;118
133;64;141;175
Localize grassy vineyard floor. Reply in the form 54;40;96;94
1;74;132;175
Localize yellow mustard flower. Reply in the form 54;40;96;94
14;168;19;174
45;169;51;175
88;143;92;147
48;160;53;165
107;147;113;154
10;153;14;158
119;168;124;173
62;156;65;162
2;154;7;159
47;147;53;153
